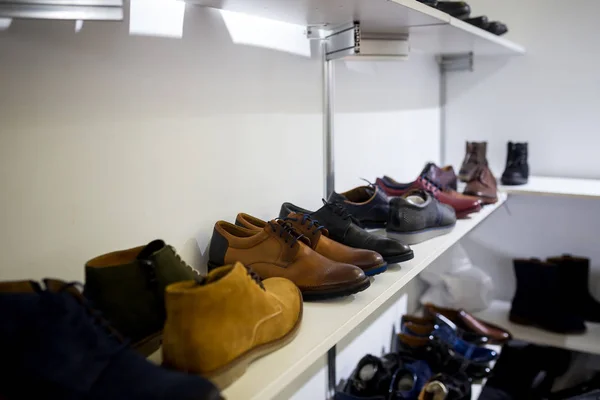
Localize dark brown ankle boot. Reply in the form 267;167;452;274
458;141;487;182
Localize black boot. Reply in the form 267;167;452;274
501;142;529;185
510;259;586;334
548;254;600;323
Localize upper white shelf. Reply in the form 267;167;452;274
500;176;600;199
146;193;507;399
185;0;525;56
475;300;600;356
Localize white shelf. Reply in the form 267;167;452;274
474;300;600;356
150;193;506;399
500;176;600;199
185;0;525;56
470;344;502;400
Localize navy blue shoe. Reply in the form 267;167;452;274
0;279;221;400
388;358;432;400
328;185;390;229
400;315;498;364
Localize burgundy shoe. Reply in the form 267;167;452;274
421;163;458;191
376;175;481;219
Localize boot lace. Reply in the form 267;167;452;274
283;214;325;236
245;265;265;291
507;150;527;168
321;199;362;227
268;220;305;248
418;175;444;193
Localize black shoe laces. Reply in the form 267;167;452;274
507;150;527;168
283;214;325;236
268;220;305;248
244;265;265;291
321;199;362;227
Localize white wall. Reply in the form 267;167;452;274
443;0;600;306
445;0;600;179
0;3;440;399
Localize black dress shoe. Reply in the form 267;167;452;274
328;185;389;229
344;354;398;397
417;0;438;6
464;16;489;30
280;201;414;264
485;21;508;36
436;1;471;20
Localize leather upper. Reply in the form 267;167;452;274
421;162;458;191
435;1;471;19
464;165;498;200
235;212;385;271
328;186;390;229
209;220;367;292
376;176;481;217
162;263;302;377
279;202;413;261
424;303;511;344
459;141;487;181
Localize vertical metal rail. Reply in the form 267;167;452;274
327;346;337;399
323;40;335;198
439;64;448;166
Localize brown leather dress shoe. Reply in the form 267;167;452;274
424;303;511;344
236;213;388;276
208;220;370;300
464;165;498;204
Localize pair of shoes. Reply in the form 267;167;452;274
280;200;414;265
465;16;509;36
0;279;221;400
435;1;471;20
377;169;482;218
401;314;498;364
209;216;370;300
397;334;491;381
501;142;529;185
84;242;302;389
335;353;432;400
424;303;512;345
510;255;600;334
458;142;498;204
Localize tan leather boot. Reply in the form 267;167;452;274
162;262;302;389
463;165;498;204
208;220;370;300
235;212;387;276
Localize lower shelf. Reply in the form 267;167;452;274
474;300;600;356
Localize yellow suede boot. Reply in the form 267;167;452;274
162;262;303;389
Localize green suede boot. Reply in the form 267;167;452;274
84;240;197;356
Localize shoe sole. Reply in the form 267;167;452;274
363;262;388;276
382;250;414;264
501;178;528;186
301;276;371;300
386;224;455;245
133;331;163;357
509;313;587;335
201;287;304;390
463;191;498;205
455;203;482;219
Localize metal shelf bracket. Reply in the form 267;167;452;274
438;52;474;73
